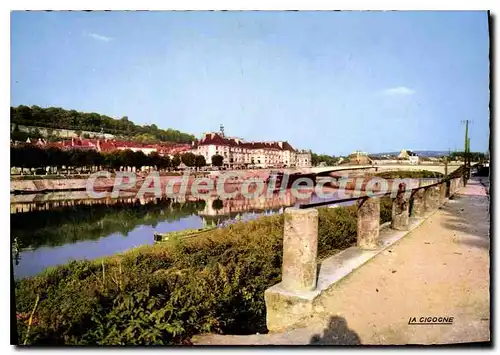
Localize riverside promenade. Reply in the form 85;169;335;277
194;177;490;345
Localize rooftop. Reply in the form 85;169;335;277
196;132;296;152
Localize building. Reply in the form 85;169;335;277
409;155;419;165
399;149;419;165
296;150;312;168
348;151;372;165
15;130;312;169
19;136;192;158
192;131;311;169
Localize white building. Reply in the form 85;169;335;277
399;149;419;165
192;132;311;169
296;150;312;168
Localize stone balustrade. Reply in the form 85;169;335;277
264;176;465;332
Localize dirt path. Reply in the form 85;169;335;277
194;177;490;345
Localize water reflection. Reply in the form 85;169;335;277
12;189;334;279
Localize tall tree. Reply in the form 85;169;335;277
104;151;122;171
148;152;162;170
171;154;181;169
120;149;136;171
181;152;196;167
133;151;147;170
158;155;171;171
194;155;206;170
46;147;65;174
211;154;224;168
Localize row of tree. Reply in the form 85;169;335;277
311;153;340;167
448;151;488;162
10;145;225;174
11;105;195;143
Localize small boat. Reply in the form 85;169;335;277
154;222;217;242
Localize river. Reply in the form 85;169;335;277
11;189;350;279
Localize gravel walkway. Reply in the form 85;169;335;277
193;177;490;345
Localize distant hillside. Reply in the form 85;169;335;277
10;105;195;143
370;150;449;157
413;151;450;157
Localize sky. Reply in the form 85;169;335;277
11;11;490;156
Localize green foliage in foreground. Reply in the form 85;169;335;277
15;203;393;345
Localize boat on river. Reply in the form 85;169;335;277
153;222;217;242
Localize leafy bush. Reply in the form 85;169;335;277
375;170;444;179
15;203;393;345
380;197;393;224
317;205;358;258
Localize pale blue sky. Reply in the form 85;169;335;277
11;11;490;155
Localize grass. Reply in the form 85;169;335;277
14;197;394;345
375;170;444;179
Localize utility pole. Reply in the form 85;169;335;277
463;120;469;164
461;120;471;183
467;138;471;160
444;149;449;177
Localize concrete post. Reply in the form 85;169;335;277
357;197;380;249
392;193;410;230
411;188;426;217
424;185;440;211
281;207;319;292
440;182;447;205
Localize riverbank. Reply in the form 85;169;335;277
14;200;393;345
11;168;442;198
10;169;276;195
320;170;445;191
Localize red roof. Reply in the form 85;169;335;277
197;133;295;151
157;144;192;155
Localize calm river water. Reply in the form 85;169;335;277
11;189;350;279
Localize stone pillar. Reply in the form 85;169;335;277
411;188;426;217
440;182;447;205
392;193;410;230
357;197;380;249
281;207;319;292
424;185;440;211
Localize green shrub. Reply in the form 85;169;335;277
317;205;357;258
15;202;393;345
375;170;444;179
380;197;393;224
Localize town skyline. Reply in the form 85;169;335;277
11;104;484;158
11;11;490;156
